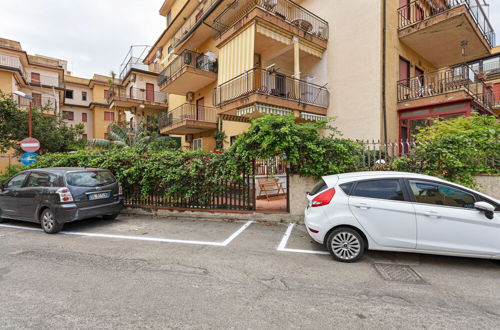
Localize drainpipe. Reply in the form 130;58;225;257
382;0;388;144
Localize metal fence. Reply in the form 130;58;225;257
158;103;217;130
398;0;495;47
123;170;256;211
108;86;167;104
213;68;329;108
158;49;217;87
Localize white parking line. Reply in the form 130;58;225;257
277;223;330;255
0;221;253;247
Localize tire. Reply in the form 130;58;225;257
102;213;119;220
326;227;365;263
40;209;63;234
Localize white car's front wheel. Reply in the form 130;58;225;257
326;227;365;262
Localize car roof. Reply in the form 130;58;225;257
28;167;106;174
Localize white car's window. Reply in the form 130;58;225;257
6;173;28;189
309;179;328;195
409;180;475;209
351;179;404;201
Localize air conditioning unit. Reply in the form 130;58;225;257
263;0;278;8
156;48;163;59
185;134;194;143
130;73;136;82
186;92;195;102
183;51;192;65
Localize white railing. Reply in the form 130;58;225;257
0;54;26;77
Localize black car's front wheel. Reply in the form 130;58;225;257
40;209;63;234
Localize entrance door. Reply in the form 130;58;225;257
196;97;205;121
146;83;154;102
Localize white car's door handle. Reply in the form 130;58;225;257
424;211;440;218
355;203;370;209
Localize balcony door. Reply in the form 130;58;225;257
196;97;205;121
32;93;42;107
146;83;154;102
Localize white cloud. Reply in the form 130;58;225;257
0;0;165;78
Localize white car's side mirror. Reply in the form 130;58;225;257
474;201;495;220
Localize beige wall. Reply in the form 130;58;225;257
300;0;383;140
0;70;13;94
222;120;251;149
64;83;92;107
62;106;94;139
288;174;317;217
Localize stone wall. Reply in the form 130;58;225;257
288;175;318;218
474;175;500;200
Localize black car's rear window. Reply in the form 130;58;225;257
309;179;328;196
66;171;116;187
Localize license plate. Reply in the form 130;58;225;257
88;192;110;200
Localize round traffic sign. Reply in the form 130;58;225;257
20;152;39;166
20;137;40;153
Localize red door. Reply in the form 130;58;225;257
196;97;205;121
146;83;154;102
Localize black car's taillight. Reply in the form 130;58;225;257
56;187;74;203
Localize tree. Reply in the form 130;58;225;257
0;92;85;154
88;120;179;151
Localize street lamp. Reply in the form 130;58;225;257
14;91;34;138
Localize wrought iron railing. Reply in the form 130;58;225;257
213;68;329;108
170;0;218;47
398;0;495;47
213;0;329;40
157;49;217;87
107;86;167;104
397;65;494;110
16;94;57;111
158;103;217;130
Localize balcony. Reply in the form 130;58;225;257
397;65;494;113
213;0;328;44
157;50;217;94
213;68;329;115
26;73;61;88
119;45;152;80
158;103;217;135
0;54;26;77
16;94;57;115
398;0;495;67
107;86;167;109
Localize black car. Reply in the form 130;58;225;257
0;168;124;233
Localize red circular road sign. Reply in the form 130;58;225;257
20;137;40;153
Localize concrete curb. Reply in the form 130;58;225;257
122;207;303;224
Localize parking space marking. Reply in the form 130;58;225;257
0;221;253;247
277;223;330;255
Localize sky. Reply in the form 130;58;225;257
0;0;500;79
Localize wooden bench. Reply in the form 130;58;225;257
258;178;286;201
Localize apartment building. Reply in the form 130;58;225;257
142;0;495;151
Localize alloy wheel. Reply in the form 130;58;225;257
331;231;361;261
42;211;55;231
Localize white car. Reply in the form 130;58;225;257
304;172;499;262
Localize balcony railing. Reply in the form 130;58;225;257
398;0;495;47
213;0;329;40
107;86;167;104
397;65;494;109
26;73;60;87
16;94;58;111
158;103;217;130
170;0;218;47
0;54;26;77
157;50;217;87
213;68;329;108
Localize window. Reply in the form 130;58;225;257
82;113;87;122
104;111;115;121
32;93;42;107
65;89;74;99
230;136;238;145
104;89;110;100
193;138;202;150
409;180;476;209
167;10;172;26
63;111;74;121
6;173;28;189
26;172;57;187
168;45;173;54
31;72;41;85
66;170;116;187
309;179;328;196
399;57;410;86
339;182;354;195
82;134;88;140
352;179;404;201
82;91;87;101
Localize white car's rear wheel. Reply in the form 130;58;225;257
326;228;365;262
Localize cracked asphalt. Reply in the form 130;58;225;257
1;215;500;329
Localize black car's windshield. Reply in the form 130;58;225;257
66;171;116;187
